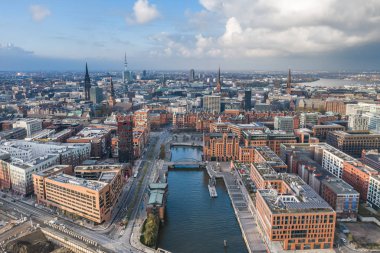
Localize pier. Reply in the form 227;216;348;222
208;176;218;198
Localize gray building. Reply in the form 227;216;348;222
274;116;294;133
203;95;221;113
90;87;103;104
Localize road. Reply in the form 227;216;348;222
0;129;172;253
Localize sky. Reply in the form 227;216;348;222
1;0;380;71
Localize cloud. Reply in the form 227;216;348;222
128;0;160;24
29;5;51;22
152;0;380;60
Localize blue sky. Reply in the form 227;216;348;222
1;0;380;71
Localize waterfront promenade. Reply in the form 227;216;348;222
206;163;267;253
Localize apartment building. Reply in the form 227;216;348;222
342;161;378;201
256;174;335;251
33;164;124;224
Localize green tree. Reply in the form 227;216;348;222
142;214;159;247
159;144;166;160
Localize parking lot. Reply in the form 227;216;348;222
345;222;380;249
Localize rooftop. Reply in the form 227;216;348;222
49;173;107;191
255;146;286;168
322;178;359;195
148;189;165;205
69;127;110;140
259;174;333;214
251;163;280;180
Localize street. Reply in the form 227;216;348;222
0;128;172;253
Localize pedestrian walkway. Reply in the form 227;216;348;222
206;163;267;253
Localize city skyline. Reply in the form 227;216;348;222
1;0;380;71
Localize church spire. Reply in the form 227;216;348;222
108;77;116;107
84;62;91;100
286;68;292;94
215;66;221;93
110;77;115;98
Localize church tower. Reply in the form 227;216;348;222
108;77;116;107
215;66;221;93
84;63;91;100
286;68;292;95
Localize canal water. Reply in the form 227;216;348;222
157;146;248;253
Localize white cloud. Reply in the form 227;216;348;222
153;0;380;59
29;5;51;22
129;0;160;24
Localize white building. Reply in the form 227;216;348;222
346;102;380;115
9;154;60;195
368;175;380;209
274;116;294;133
365;113;380;133
0;140;91;195
348;114;369;131
13;118;42;137
317;144;356;178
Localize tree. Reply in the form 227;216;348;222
142;214;159;247
159;144;165;160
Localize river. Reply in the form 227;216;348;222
299;78;376;87
157;146;248;253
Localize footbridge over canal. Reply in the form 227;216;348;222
166;157;206;169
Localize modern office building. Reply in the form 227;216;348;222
348;114;369;131
13;118;42;138
242;130;297;155
90;86;104;104
367;174;380;209
33;164;125;224
327;131;380;157
0;140;91;195
203;95;221;113
117;115;134;164
244;89;252;111
311;124;345;141
189;69;195;82
256;174;336;251
317;143;357;178
274;116;294;133
300;113;318;128
365;112;380;132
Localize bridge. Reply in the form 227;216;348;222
170;142;203;148
165;158;205;168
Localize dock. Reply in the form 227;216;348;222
208;176;218;198
208;185;218;197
